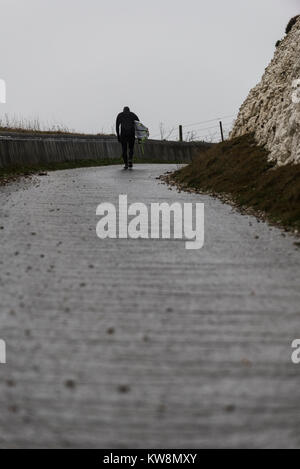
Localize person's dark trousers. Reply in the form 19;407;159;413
121;133;135;166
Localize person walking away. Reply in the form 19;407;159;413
116;106;139;169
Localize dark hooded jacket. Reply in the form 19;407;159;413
116;107;139;139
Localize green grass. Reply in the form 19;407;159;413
168;134;300;231
0;127;112;137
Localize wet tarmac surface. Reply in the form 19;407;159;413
0;164;299;448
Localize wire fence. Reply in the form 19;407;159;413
152;113;237;143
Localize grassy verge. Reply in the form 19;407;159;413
160;134;300;232
0;157;185;186
0;158;123;185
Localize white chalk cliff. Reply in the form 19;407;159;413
231;16;300;166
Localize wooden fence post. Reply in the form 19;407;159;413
219;121;224;142
179;125;183;142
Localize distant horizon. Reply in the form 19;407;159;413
0;0;299;141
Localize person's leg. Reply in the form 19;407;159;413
121;137;128;168
128;134;135;168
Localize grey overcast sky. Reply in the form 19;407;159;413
0;0;299;139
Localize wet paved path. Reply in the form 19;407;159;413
0;164;300;448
